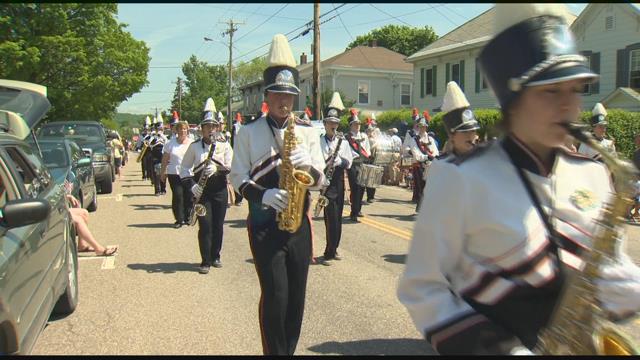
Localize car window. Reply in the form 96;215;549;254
39;142;70;168
0;156;19;209
4;146;51;198
68;142;82;162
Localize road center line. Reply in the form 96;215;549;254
340;210;413;240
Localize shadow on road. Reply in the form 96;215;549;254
367;213;416;222
127;223;175;229
373;198;414;206
127;262;200;274
130;204;173;211
381;254;406;264
225;218;248;228
307;338;435;355
123;194;157;198
245;258;255;264
122;184;153;187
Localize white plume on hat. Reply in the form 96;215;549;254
217;111;224;121
145;116;151;126
267;34;297;67
592;102;607;117
493;3;573;36
156;113;164;125
442;81;470;113
328;91;345;111
152;116;157;125
203;98;216;112
371;112;377;120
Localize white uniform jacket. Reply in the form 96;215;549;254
319;134;353;171
180;134;233;191
578;137;616;160
397;135;630;354
345;131;370;163
409;133;439;164
230;116;326;205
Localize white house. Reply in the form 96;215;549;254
406;4;640;112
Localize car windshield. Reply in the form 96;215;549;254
39;142;69;168
38;123;105;142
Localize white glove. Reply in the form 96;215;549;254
191;184;203;198
510;346;535;355
203;163;217;177
332;156;343;168
290;147;312;168
262;188;289;212
596;256;640;320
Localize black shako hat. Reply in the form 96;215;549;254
263;34;300;96
478;4;598;111
441;81;480;133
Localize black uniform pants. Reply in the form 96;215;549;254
152;161;166;194
143;154;154;181
168;174;192;223
366;187;376;201
197;187;228;266
347;163;364;217
248;213;311;355
413;165;426;212
323;171;345;259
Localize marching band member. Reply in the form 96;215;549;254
138;116;152;180
364;113;379;204
398;3;640;355
161;113;193;228
577;102;617;160
408;115;438;212
345;109;370;222
150;114;168;196
318;92;352;265
403;109;426;203
230;34;325;355
181;103;233;273
231;112;244;206
438;81;481;160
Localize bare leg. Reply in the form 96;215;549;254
69;209;116;255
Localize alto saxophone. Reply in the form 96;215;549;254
533;122;639;355
188;134;217;226
277;111;314;233
136;140;149;163
313;132;344;217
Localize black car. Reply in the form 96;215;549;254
39;138;97;212
0;79;78;354
37;121;115;194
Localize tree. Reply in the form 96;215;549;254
233;56;267;98
170;55;227;124
0;4;150;121
346;24;438;56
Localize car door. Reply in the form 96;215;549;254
67;142;87;205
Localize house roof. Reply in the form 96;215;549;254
298;45;413;73
602;87;640;105
406;6;578;62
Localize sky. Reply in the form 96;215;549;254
115;3;588;115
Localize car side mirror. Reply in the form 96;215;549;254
1;199;50;229
77;158;91;167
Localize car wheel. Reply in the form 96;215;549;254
99;171;113;194
87;186;98;212
53;225;79;315
111;164;115;182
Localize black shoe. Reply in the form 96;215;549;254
334;253;343;261
198;265;210;274
174;222;182;229
212;259;222;268
350;216;359;223
357;212;364;217
234;201;242;206
182;220;190;226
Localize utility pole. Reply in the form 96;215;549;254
221;19;244;132
313;1;321;120
177;77;182;117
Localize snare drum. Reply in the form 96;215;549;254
357;164;385;188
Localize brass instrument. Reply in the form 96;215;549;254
188;135;217;226
277;111;314;233
313;132;344;217
136;140;149;163
533;122;639;355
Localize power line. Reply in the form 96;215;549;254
368;4;412;27
235;4;289;43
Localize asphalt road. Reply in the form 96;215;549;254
32;159;640;355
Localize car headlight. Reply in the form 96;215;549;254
92;153;109;162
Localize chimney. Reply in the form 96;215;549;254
369;39;377;47
300;52;307;65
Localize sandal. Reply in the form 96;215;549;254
78;246;95;253
96;247;118;256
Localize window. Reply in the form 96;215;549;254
400;83;411;106
451;63;461;85
583;55;592;94
0;158;18;209
631;49;640;91
5;147;37;198
425;69;433;95
605;16;614;30
358;80;369;104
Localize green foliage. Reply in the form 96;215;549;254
233;56;267;94
578;110;640;159
346;24;438;56
170;55;227;124
0;4;150;121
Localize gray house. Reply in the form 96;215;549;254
297;43;414;116
406;4;640;112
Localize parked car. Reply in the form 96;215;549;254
39;138;97;212
0;79;78;354
37;121;115;194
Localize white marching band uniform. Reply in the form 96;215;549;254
408;132;439;181
320;133;353;175
347;131;371;162
180;134;233;180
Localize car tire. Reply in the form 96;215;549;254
77;190;84;209
100;172;113;194
87;187;98;212
53;225;79;315
111;164;115;182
